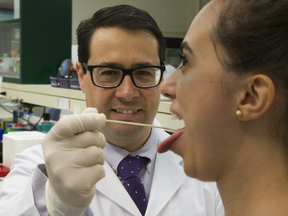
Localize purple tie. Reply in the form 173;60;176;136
117;155;147;216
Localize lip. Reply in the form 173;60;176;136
171;112;182;120
170;105;183;121
111;108;142;120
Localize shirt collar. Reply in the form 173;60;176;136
103;127;159;174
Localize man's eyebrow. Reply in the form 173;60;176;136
180;42;194;55
94;61;156;68
97;62;122;67
131;62;157;68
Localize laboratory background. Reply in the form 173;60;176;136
0;0;209;192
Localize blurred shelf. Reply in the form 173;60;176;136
1;82;86;114
0;72;20;78
1;82;184;130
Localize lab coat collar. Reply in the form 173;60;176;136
96;162;141;215
145;151;185;216
96;150;185;216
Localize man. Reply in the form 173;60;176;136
0;5;224;216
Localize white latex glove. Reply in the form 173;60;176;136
42;107;106;215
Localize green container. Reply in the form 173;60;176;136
0;0;72;84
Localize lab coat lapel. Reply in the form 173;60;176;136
96;162;141;215
145;151;185;216
14;179;41;216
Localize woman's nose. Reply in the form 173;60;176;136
160;69;178;100
115;75;140;101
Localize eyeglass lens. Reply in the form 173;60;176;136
92;67;162;87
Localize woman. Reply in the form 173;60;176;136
158;0;288;215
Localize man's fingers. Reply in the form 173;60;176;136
81;107;98;114
73;146;105;167
50;112;106;138
75;113;106;133
57;130;106;149
69;164;105;192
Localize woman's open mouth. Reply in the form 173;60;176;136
157;112;184;153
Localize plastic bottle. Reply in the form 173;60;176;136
16;52;20;74
0;53;9;73
8;55;14;73
37;113;54;133
10;51;18;73
13;108;24;124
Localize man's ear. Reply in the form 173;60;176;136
238;74;275;121
76;61;86;93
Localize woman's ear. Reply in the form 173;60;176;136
238;74;275;121
76;61;86;93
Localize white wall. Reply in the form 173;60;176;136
0;98;12;119
72;0;206;45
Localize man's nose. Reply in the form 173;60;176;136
115;75;140;101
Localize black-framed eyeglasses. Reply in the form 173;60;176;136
83;63;166;88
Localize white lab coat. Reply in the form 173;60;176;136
0;125;224;216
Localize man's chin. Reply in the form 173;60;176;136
104;125;150;142
112;126;144;136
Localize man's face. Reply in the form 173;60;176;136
77;27;161;151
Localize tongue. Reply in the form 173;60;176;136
157;128;184;153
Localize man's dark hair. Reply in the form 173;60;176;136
77;4;166;69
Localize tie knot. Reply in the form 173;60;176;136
118;155;146;180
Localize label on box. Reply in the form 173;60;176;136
57;98;70;110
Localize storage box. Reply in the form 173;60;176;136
2;131;46;168
50;77;59;87
69;78;81;90
58;78;70;89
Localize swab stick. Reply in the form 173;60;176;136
106;119;177;133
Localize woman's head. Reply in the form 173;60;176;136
159;0;288;180
213;0;288;76
213;0;288;146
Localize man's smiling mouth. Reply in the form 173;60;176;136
113;109;139;114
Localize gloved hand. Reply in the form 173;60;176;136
42;107;106;214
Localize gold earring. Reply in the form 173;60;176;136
236;110;242;118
